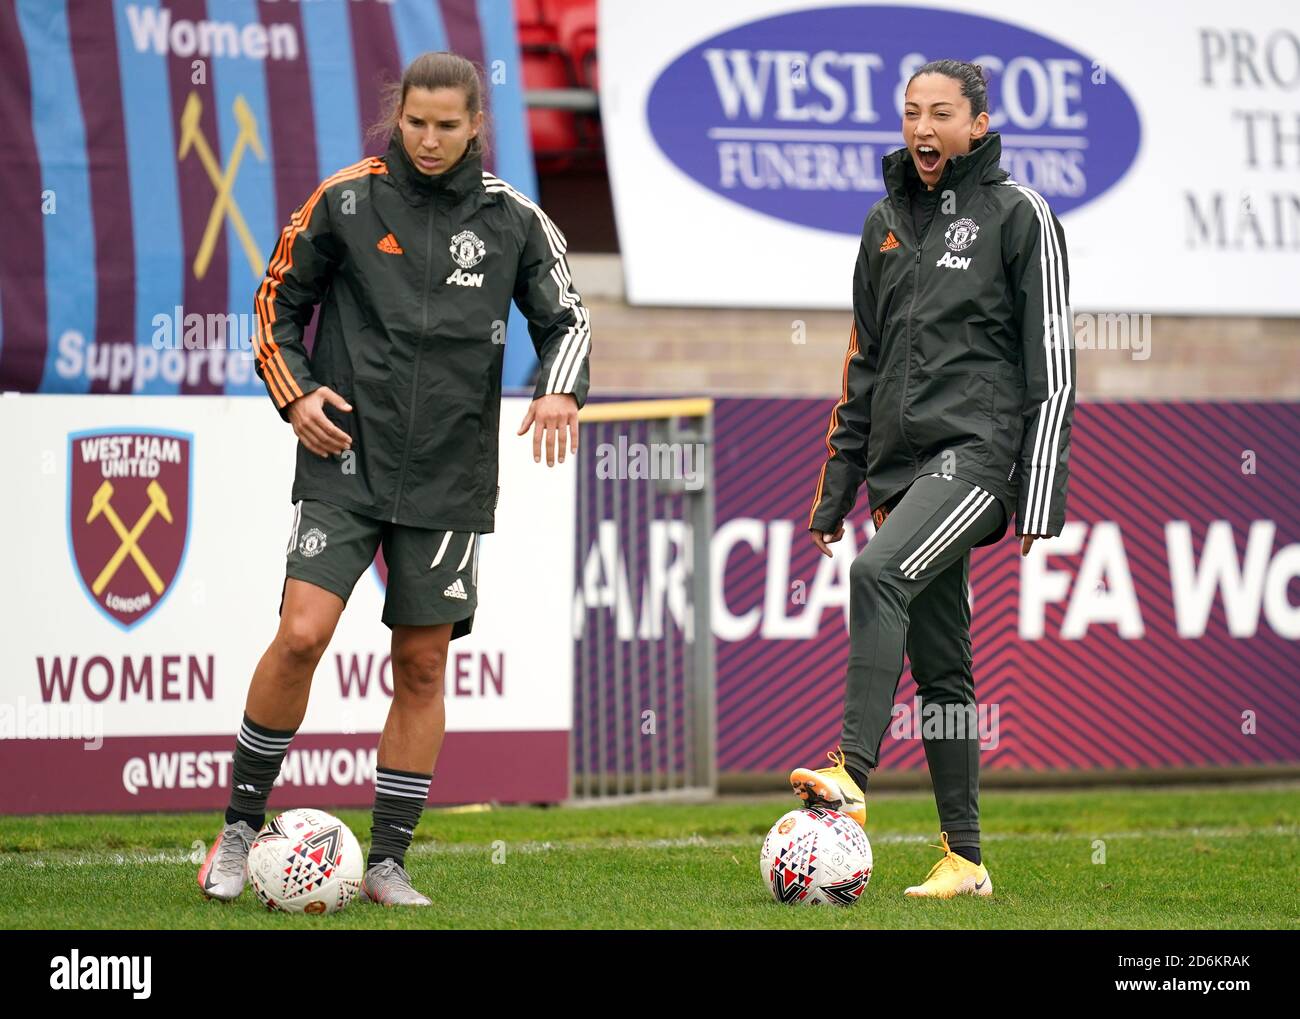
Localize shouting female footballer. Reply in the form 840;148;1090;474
198;52;590;906
793;60;1076;898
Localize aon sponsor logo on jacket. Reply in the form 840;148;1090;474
446;267;485;287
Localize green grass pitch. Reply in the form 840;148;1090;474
2;783;1296;929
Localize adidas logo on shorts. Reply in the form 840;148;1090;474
443;578;468;600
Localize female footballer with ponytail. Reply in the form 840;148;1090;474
197;51;590;907
795;59;1075;898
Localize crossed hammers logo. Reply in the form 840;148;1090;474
177;91;266;280
85;479;173;597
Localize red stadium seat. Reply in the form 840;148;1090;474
515;0;545;26
521;48;579;171
515;0;599;170
552;1;597;89
532;0;597;87
514;0;552;48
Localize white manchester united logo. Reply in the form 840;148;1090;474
298;528;327;558
945;218;979;252
450;230;486;268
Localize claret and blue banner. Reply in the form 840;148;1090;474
0;0;539;395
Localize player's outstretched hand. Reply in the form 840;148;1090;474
288;386;352;459
519;393;579;466
812;522;845;558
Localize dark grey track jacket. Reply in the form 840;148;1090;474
809;132;1075;546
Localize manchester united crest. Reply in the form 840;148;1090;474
68;429;192;630
944;218;980;252
449;230;485;268
299;528;327;557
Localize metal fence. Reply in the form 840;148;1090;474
570;399;716;801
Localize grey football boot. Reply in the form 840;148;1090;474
197;819;259;901
361;858;432;906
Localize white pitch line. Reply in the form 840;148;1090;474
2;825;1295;869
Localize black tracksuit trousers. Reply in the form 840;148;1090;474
839;472;1004;853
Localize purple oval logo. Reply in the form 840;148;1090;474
647;5;1141;233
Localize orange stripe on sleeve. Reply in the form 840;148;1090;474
807;320;860;528
271;351;304;401
253;295;292;407
808;463;829;530
255;158;386;403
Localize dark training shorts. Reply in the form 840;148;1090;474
281;499;479;638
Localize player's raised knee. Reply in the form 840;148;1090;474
849;548;889;591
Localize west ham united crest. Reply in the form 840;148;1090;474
67;429;192;630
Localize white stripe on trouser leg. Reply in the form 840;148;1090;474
471;535;480;587
903;492;994;579
430;531;453;569
903;491;993;579
457;533;476;572
286;500;302;554
899;488;986;577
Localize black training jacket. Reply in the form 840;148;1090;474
809;132;1075;546
253;134;591;532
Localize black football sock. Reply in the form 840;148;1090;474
367;767;432;870
841;749;872;794
227;712;296;824
946;830;982;866
224;808;266;831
